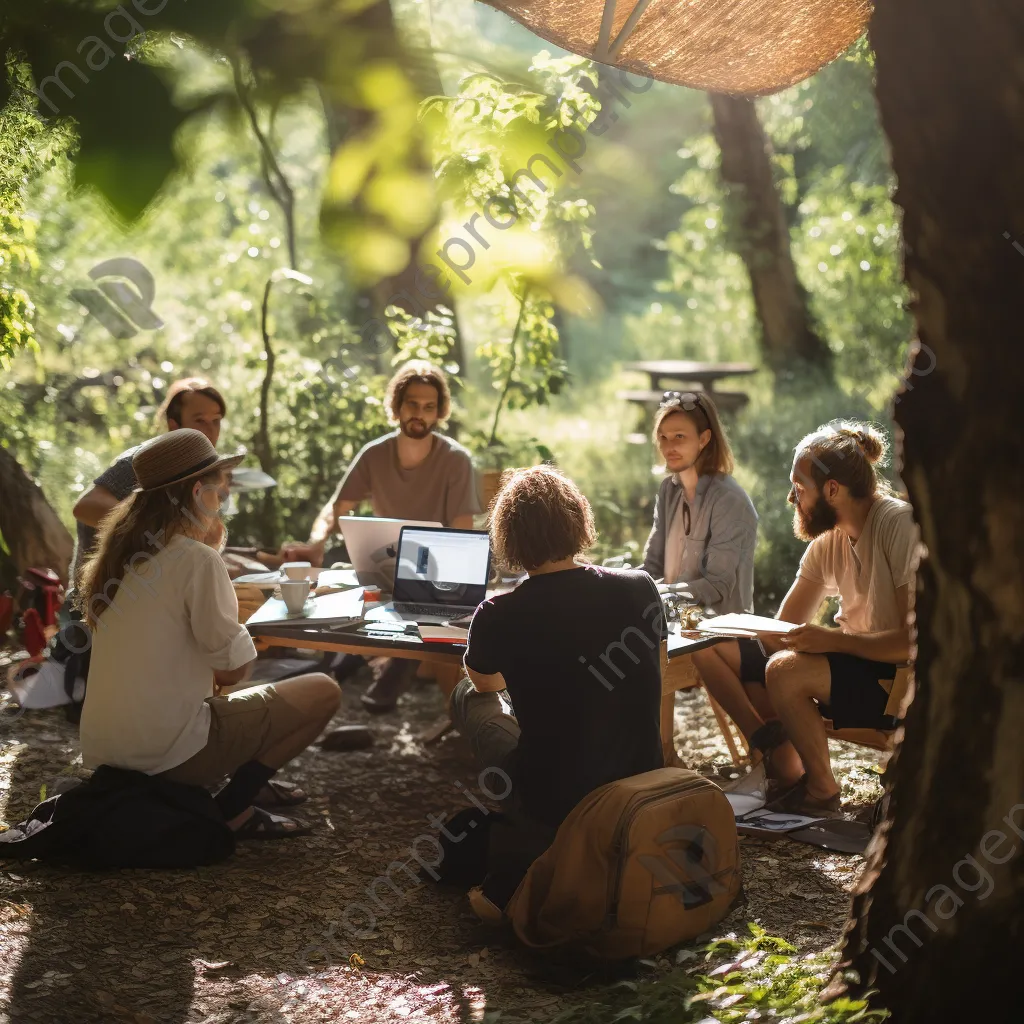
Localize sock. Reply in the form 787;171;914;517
215;761;277;821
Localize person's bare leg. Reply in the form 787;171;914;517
764;652;838;799
692;643;764;739
742;682;805;782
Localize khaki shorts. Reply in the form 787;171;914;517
159;683;310;788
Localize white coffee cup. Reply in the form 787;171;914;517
280;579;311;614
282;561;313;581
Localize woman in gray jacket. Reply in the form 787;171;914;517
642;391;758;614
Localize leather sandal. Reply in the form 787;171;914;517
749;720;788;758
233;807;312;840
254;779;307;809
766;775;841;816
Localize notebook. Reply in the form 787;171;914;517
246;587;365;628
698;613;799;637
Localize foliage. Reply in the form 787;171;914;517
539;924;888;1024
1;0;438;281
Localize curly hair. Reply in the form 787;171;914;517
385;361;451;423
795;419;889;498
489;465;597;572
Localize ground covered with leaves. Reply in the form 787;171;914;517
0;655;886;1024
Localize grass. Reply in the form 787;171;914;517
504;925;889;1024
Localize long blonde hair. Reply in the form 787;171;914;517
75;470;223;626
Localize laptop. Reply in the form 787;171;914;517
367;526;491;625
337;516;441;590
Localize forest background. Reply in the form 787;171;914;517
0;0;913;613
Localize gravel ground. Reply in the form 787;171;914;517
0;655;884;1024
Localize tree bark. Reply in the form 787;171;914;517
0;446;73;585
834;3;1024;1019
709;93;833;381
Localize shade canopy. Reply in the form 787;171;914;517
479;0;872;95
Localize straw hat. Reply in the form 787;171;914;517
132;429;245;493
479;0;872;95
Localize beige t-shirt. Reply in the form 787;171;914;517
338;430;481;525
797;495;920;634
80;535;257;774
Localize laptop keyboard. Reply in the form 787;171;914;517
393;603;472;619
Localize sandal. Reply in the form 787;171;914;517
254;779;308;809
233;806;312;840
749;720;788;760
766;775;841;817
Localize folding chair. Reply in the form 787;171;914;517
659;643;746;767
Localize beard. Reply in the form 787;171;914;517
400;417;433;440
794;494;838;541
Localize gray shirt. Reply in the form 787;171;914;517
69;445;140;583
641;472;758;614
338;430;481;525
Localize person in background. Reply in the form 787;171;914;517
692;421;919;815
276;361;481;711
642;391;758;614
70;377;228;582
278;360;479;566
450;466;664;915
77;430;340;839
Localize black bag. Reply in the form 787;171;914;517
0;765;235;868
433;806;500;886
47;614;91;724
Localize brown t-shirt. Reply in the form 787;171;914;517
337;430;481;525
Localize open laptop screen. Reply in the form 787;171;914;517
393;528;491;608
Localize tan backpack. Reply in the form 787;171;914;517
505;767;741;960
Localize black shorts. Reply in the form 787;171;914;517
736;638;898;731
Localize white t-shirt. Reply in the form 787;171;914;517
80;534;257;774
797;495;920;635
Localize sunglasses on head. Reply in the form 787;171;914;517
660;390;704;411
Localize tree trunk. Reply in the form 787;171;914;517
709;93;833;381
0;446;73;585
835;3;1024;1019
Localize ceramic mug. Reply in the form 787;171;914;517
280;579;311;614
282;561;313;581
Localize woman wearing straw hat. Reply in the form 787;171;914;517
76;429;341;839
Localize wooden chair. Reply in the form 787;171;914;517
659;643;746;767
824;666;912;753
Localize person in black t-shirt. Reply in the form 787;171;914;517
450;466;665;908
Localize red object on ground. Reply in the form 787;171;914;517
0;592;13;636
21;608;47;657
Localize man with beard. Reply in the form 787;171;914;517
277;361;480;710
692;420;919;815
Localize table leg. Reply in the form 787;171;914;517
660;691;681;767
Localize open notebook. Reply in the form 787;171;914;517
246;587;365;628
698;613;799;638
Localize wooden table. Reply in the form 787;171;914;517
249;619;744;764
619;360;757;433
623;360;758;393
662;631;745;767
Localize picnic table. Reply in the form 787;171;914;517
619;360;757;438
248;609;743;765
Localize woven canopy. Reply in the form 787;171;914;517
479;0;872;95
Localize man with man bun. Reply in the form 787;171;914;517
692;420;920;815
